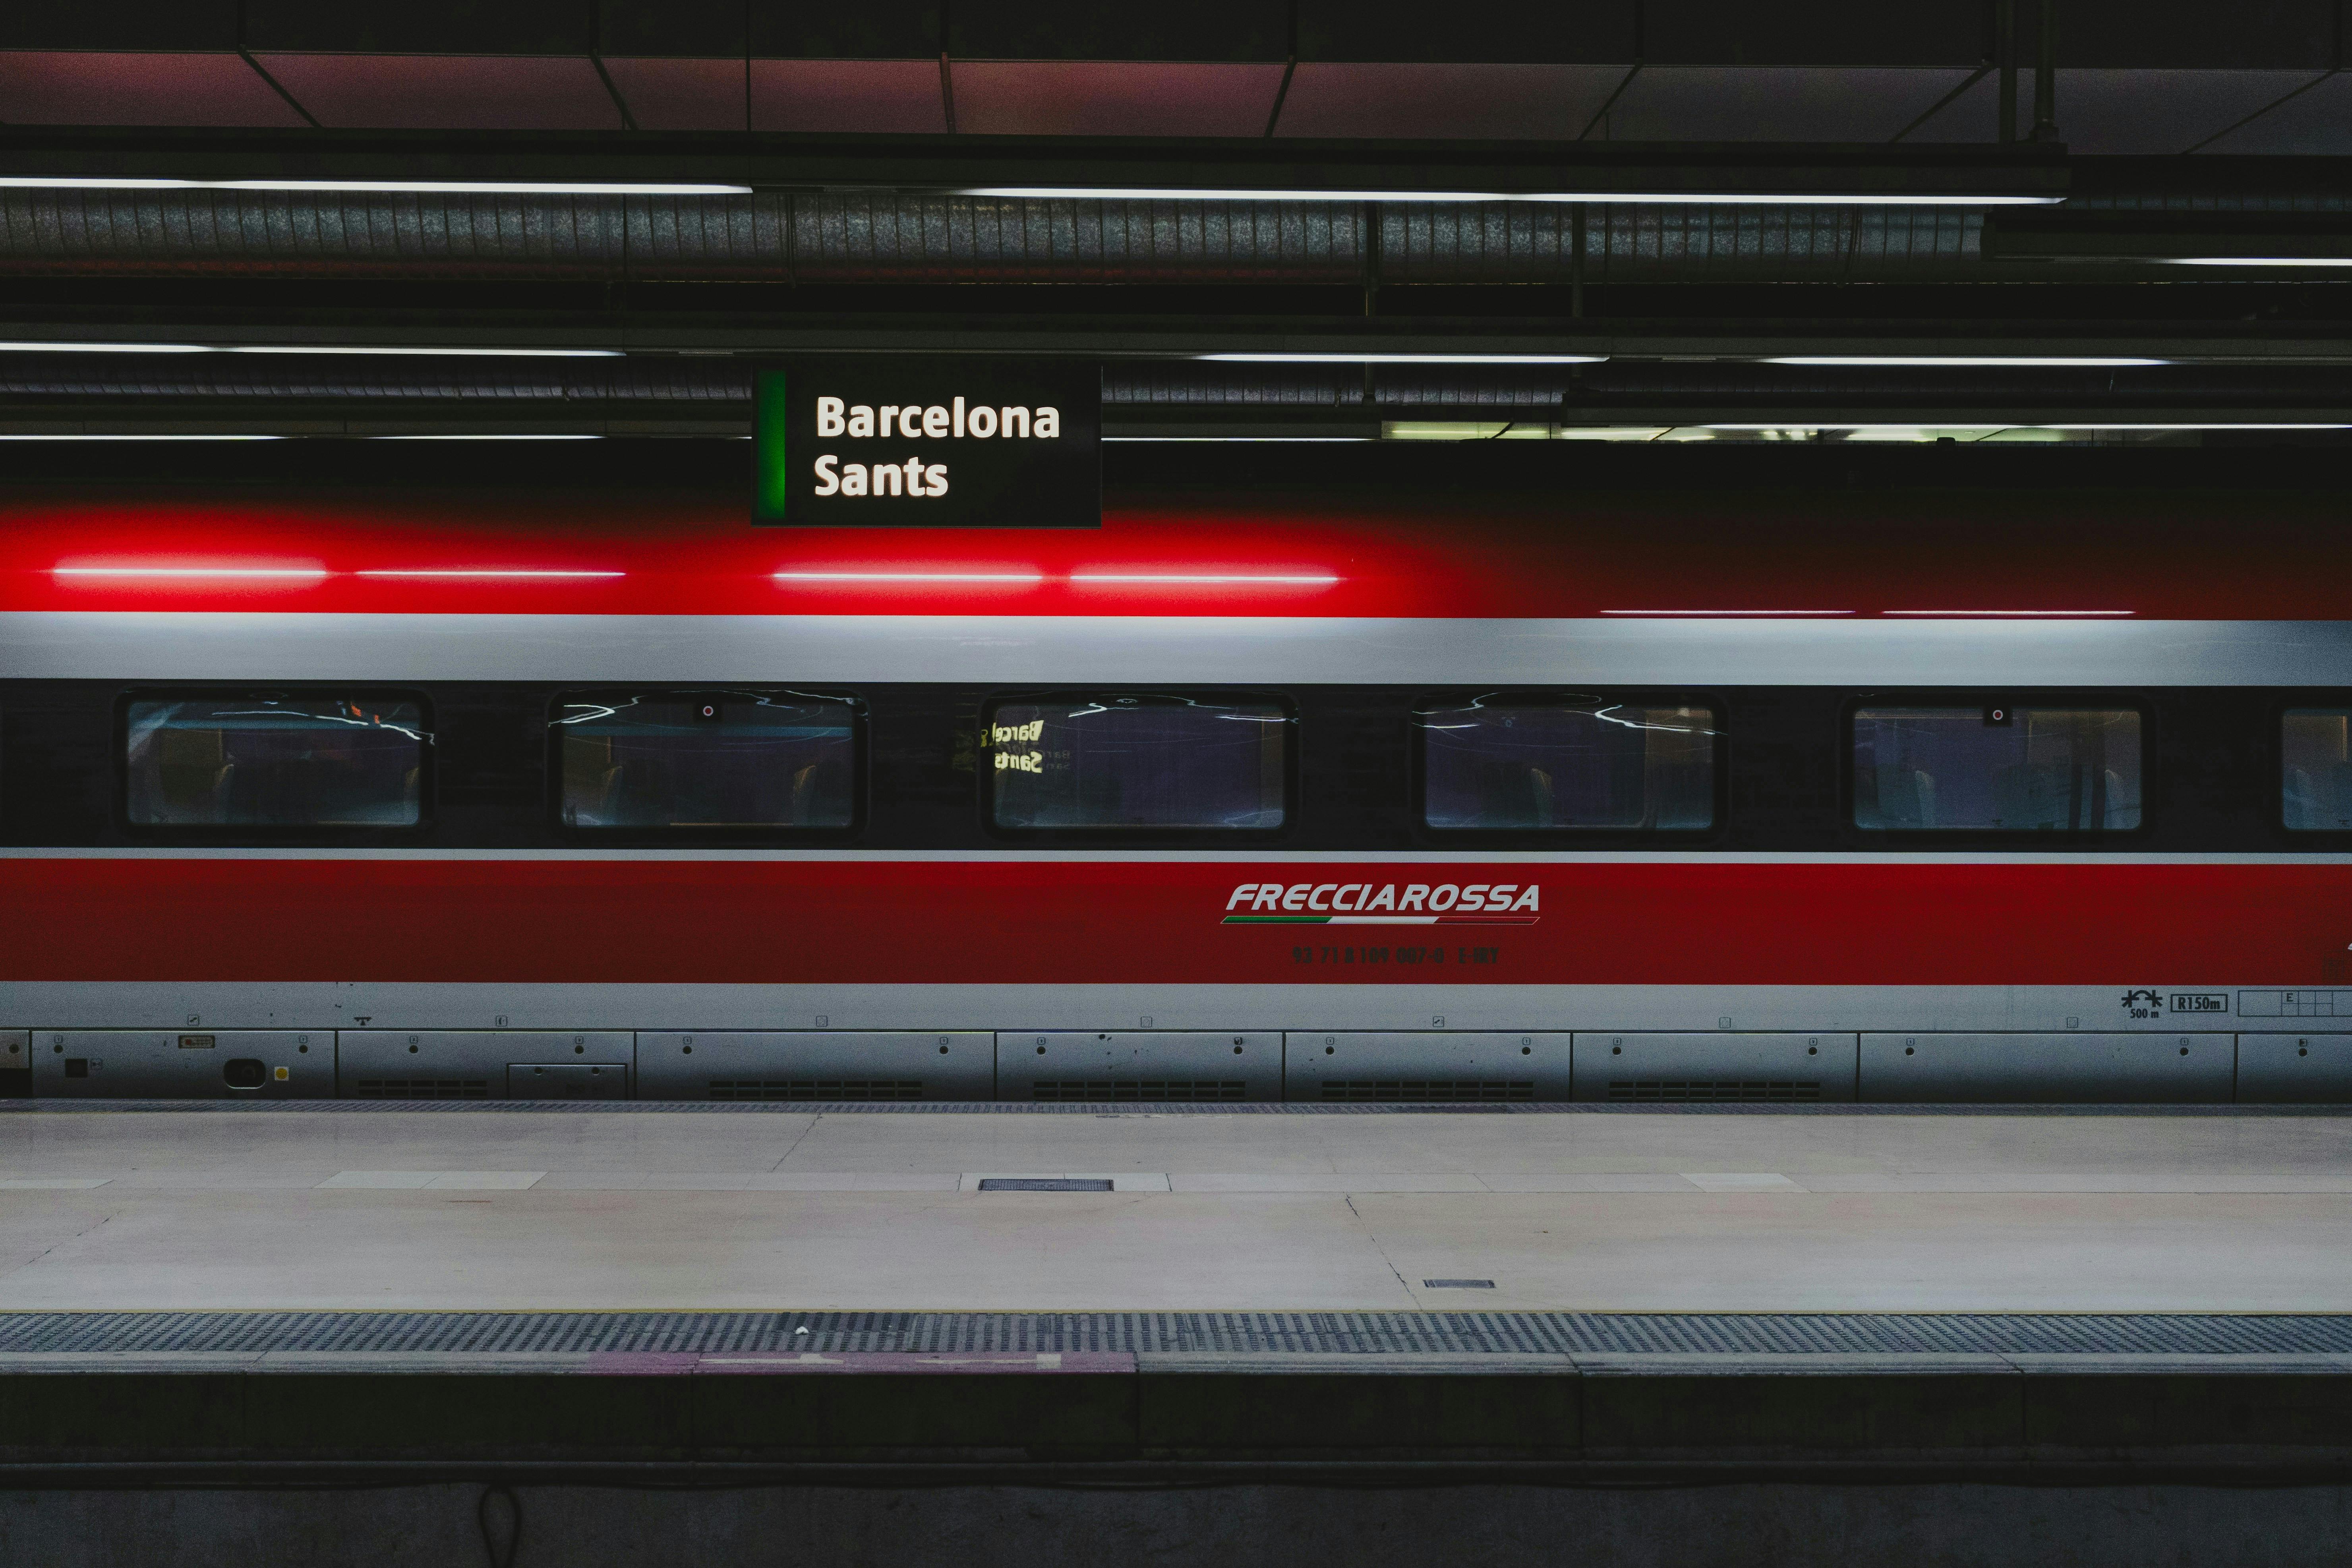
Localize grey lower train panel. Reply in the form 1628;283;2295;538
29;1029;333;1098
636;1031;996;1101
1570;1032;1859;1103
2234;1033;2352;1104
998;1031;1281;1103
1858;1033;2235;1103
1;1030;25;1072
1282;1032;1571;1103
338;1030;634;1100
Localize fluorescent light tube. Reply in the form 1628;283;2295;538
1766;356;2170;367
1200;353;1605;364
959;187;2060;207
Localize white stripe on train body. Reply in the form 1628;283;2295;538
9;611;2352;685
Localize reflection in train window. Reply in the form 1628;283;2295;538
124;695;427;828
2282;709;2352;830
555;692;857;830
1853;706;2141;831
1419;699;1717;830
985;696;1289;831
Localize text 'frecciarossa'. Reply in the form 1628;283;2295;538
1225;882;1540;913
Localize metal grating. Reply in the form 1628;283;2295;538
707;1079;924;1102
1609;1080;1824;1102
1029;1079;1249;1102
5;1311;2352;1358
352;1078;491;1100
1321;1080;1536;1102
977;1178;1113;1193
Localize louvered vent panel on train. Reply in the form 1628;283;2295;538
1029;1079;1249;1102
351;1077;492;1100
1319;1079;1537;1102
706;1079;924;1101
1607;1079;1823;1101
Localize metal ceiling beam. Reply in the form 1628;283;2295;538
7;324;2352;362
0;128;2069;203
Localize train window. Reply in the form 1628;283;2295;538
1852;706;2141;831
124;695;427;828
2282;709;2352;830
554;692;858;831
985;695;1289;831
1418;699;1717;831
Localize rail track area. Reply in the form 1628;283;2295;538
3;1106;2350;1565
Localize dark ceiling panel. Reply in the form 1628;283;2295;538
0;52;308;126
1605;67;1977;140
749;2;940;60
1276;64;1627;139
598;1;745;59
2041;69;2321;153
0;2;240;51
954;62;1285;133
948;2;1286;62
603;58;746;130
1299;1;1636;64
749;60;946;130
255;54;625;129
1644;2;1984;66
243;0;592;56
2202;72;2352;152
2060;0;2337;68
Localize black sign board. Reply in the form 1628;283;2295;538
754;358;1100;526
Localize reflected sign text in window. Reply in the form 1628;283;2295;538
986;696;1288;830
2283;709;2352;830
1853;706;2141;831
557;693;857;830
126;696;427;828
1420;700;1716;830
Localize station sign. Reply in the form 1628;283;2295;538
754;357;1100;526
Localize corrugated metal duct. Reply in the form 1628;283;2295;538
0;191;1979;283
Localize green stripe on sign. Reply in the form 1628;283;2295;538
753;369;791;522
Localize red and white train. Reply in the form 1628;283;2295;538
2;450;2349;1104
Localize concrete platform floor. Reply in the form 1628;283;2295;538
4;1106;2352;1313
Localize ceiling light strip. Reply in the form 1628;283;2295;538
1765;356;2172;368
0;177;749;195
1201;352;1605;364
958;187;2058;207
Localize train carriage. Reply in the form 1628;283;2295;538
3;444;2349;1104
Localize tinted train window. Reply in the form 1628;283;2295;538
986;696;1289;831
124;695;426;828
1853;706;2141;831
1419;699;1716;830
555;692;857;830
2283;709;2352;830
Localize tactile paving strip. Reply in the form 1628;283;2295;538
5;1311;2351;1357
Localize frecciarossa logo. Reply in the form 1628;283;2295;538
1222;881;1540;926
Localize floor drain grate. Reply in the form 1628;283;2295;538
1424;1279;1497;1289
9;1311;2352;1357
977;1178;1113;1192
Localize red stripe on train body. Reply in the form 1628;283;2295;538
1;858;2344;986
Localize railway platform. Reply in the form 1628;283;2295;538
3;1104;2349;1564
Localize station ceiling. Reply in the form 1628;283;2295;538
2;3;2352;438
2;2;2349;151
